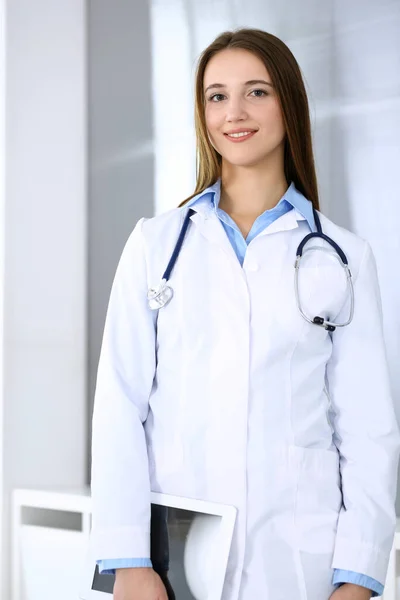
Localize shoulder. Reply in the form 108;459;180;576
317;212;373;282
121;207;186;268
123;207;185;245
141;207;185;239
139;207;187;259
114;207;186;283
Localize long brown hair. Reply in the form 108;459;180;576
179;28;319;210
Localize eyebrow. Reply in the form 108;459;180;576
204;79;273;94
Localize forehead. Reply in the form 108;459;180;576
203;48;271;85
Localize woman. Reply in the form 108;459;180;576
89;28;400;600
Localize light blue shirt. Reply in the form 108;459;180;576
97;179;383;597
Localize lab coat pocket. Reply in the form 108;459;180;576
291;446;342;554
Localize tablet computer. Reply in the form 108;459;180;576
79;491;237;600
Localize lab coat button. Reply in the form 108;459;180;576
246;262;259;272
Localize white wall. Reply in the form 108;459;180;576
2;1;87;597
87;0;154;463
0;0;6;592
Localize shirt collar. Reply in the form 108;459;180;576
187;177;316;232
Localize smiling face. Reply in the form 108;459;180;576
203;48;286;169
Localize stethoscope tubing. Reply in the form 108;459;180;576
149;206;354;331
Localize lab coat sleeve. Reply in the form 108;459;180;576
89;217;157;561
327;240;400;585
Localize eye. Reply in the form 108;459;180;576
208;93;226;102
250;89;268;97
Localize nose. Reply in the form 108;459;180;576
225;96;248;122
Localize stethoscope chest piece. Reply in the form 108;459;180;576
147;279;174;310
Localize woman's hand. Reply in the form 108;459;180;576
113;567;169;600
329;583;372;600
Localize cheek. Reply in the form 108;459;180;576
260;103;285;138
205;105;221;131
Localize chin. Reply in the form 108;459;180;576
222;154;269;168
222;143;284;169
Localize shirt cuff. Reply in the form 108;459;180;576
333;568;384;597
97;558;153;575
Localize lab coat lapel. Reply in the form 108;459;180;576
189;208;242;268
187;205;307;273
256;208;305;237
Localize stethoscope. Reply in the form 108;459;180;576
147;207;355;332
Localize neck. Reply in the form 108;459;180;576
219;161;288;217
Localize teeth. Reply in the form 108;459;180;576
227;131;254;138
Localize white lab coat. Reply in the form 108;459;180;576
90;200;400;600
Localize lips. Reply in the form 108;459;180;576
224;128;257;135
224;130;257;142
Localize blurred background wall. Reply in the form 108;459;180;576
1;0;399;598
87;0;154;475
2;0;87;597
0;0;5;591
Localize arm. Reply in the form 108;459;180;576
89;217;157;562
327;241;400;589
